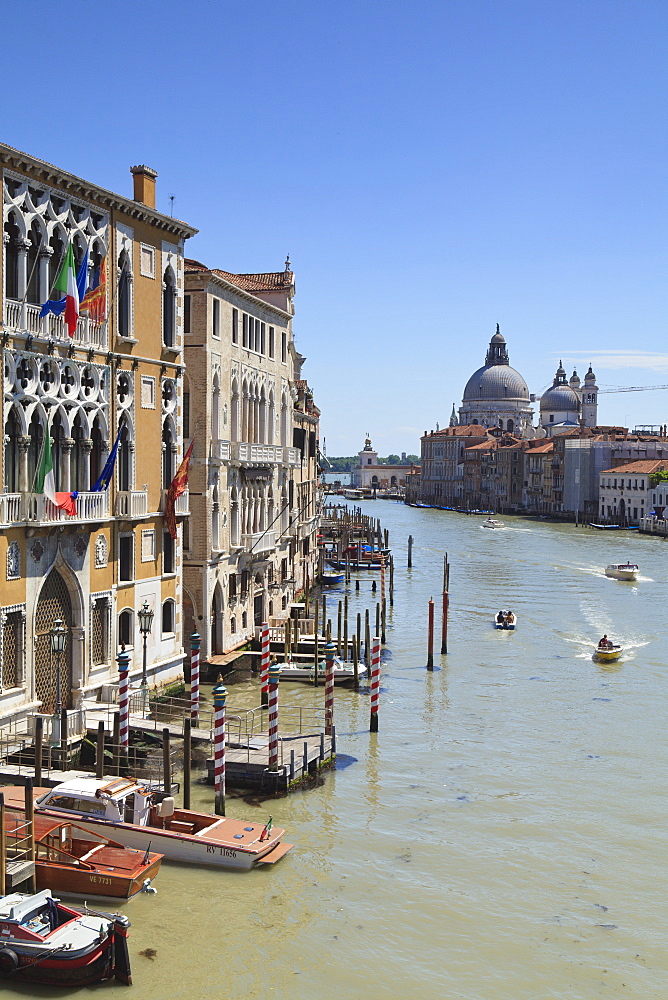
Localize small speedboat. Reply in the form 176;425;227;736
593;643;623;662
482;518;505;529
4;778;292;870
494;612;516;630
275;657;368;684
320;566;345;585
0;889;131;985
605;563;639;581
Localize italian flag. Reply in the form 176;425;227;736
35;429;77;515
54;241;80;337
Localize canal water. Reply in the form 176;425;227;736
11;503;667;999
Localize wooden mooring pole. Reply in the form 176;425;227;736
353;635;360;688
213;678;227;816
370;637;381;732
24;778;36;892
0;793;5;897
441;553;450;655
162;728;172;794
183;717;192;810
407;534;413;568
34;716;43;786
95;720;105;780
427;598;435;670
112;713;121;776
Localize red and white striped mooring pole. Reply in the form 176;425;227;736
190;631;200;725
324;640;336;736
117;648;130;749
267;663;281;770
213;677;227;816
260;622;270;707
370;636;381;732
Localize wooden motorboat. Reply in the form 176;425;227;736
494;612;516;630
482;518;505;529
5;811;162;901
275;657;368;684
4;778;292;871
593;643;623;662
319;566;345;585
0;889;131;985
605;563;639;581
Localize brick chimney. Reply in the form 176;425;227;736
130;165;158;208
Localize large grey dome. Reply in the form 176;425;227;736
540;384;580;412
463;364;530;402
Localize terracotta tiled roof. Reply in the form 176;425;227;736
527;442;554;454
600;460;668;475
423;425;492;439
185;258;294;292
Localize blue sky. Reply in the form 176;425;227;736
4;0;666;454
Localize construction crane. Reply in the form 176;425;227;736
597;384;668;393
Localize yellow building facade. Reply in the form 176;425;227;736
1;143;196;729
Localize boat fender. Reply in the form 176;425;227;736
0;948;19;976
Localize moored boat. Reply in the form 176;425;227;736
605;562;639;581
4;778;292;871
0;889;131;985
319;566;345;585
275;657;368;684
5;811;162;901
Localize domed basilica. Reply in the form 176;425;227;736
455;326;598;438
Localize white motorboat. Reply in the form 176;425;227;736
482;518;505;529
605;563;639;581
494;611;516;630
5;777;292;871
275;657;368;684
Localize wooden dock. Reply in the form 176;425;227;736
206;730;335;792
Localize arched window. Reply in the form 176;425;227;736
162;419;175;488
3;212;20;300
242;611;248;629
231;381;239;441
162;600;175;635
163;268;176;347
230;616;236;634
212;374;220;441
50;412;65;490
507;419;514;433
72;411;87;492
90;415;104;488
230;486;240;547
118;609;133;647
4;407;21;492
26;220;42;305
212;486;220;551
49;228;66;297
118;250;132;338
118;418;132;492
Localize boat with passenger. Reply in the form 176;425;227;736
482;518;505;529
4;777;292;871
494;611;516;630
0;888;131;985
605;563;639;581
593;637;623;662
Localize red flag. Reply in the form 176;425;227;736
165;440;194;540
80;255;107;324
54;492;77;517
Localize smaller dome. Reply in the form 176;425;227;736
540;384;581;412
584;365;597;383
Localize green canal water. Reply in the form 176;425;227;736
10;502;668;999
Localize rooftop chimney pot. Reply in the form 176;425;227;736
130;164;158;209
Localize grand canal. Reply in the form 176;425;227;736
11;502;667;999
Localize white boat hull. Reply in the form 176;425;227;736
54;819;277;869
605;565;638;581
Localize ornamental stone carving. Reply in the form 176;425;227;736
95;534;108;568
6;541;20;581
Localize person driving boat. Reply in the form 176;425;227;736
598;635;612;649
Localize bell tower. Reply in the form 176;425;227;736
581;365;598;427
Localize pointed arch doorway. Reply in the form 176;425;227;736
34;569;73;713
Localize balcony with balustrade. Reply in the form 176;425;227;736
229;442;300;467
210;439;231;464
241;529;277;555
24;491;110;525
115;489;149;519
160;489;190;515
3;299;107;349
